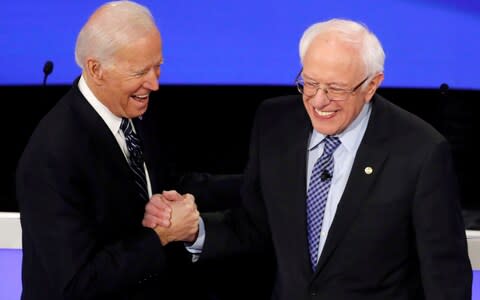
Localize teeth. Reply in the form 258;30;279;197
133;94;148;100
314;108;334;116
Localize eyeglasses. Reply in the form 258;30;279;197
295;68;369;101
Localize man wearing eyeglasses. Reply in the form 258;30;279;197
144;18;472;299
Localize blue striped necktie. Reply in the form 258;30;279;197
306;135;341;270
120;118;148;201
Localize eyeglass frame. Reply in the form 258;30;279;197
295;68;369;101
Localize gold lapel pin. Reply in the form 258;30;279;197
364;167;373;175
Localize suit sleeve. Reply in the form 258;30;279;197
412;140;472;299
16;145;167;299
200;105;273;260
178;173;244;212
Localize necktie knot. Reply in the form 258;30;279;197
121;118;143;166
322;136;341;157
120;118;132;136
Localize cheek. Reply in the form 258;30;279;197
339;109;356;129
117;84;140;104
123;79;145;95
342;101;364;124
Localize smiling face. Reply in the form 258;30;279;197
301;33;381;135
85;29;163;119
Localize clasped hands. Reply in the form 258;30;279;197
142;190;199;246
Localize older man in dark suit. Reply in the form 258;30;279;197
16;1;223;299
145;18;472;300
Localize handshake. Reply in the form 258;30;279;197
142;190;200;246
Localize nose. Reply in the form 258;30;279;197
144;68;160;91
310;87;331;106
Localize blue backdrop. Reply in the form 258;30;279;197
1;0;479;89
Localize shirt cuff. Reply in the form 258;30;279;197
185;217;205;262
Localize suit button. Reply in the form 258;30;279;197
311;291;317;297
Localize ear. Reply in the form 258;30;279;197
364;72;384;103
85;58;104;85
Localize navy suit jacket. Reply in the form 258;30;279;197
16;79;216;299
201;94;472;300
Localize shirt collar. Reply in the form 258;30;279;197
78;75;123;135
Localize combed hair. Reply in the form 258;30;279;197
75;0;157;69
298;18;385;78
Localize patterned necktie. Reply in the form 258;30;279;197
120;118;148;201
306;136;341;270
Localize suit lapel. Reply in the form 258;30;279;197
281;100;313;276
284;116;313;274
263;96;313;276
69;84;135;186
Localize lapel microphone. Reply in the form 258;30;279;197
320;170;332;181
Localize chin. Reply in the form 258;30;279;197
311;120;334;135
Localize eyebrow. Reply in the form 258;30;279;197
129;60;163;75
302;73;349;88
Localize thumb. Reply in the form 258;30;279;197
162;190;183;201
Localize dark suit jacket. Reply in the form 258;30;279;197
16;80;220;299
201;94;472;300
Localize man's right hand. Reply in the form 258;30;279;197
143;191;199;245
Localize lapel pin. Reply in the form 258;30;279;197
364;167;373;175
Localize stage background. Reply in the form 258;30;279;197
1;0;479;89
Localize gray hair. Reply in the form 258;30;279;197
299;18;385;78
75;1;157;69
